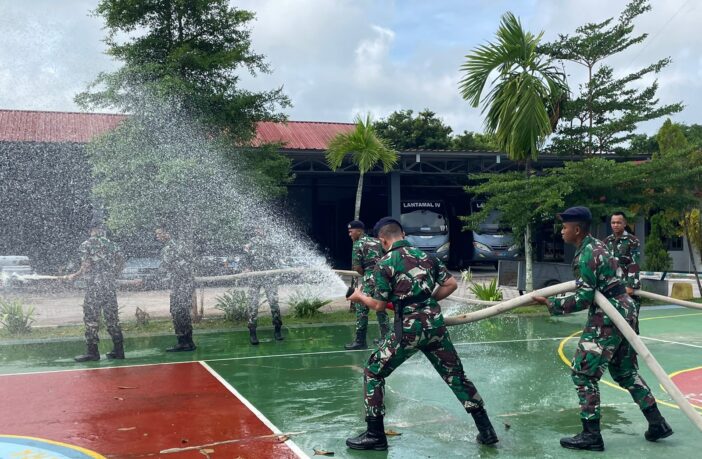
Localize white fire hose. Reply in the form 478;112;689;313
444;281;702;433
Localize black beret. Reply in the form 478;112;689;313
372;216;403;236
347;220;364;230
557;206;592;223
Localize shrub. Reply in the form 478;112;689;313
288;289;332;318
215;290;249;322
468;277;503;301
0;298;36;335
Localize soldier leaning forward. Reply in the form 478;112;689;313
156;226;196;352
533;207;672;452
345;217;498;451
68;221;125;362
344;220;389;350
605;211;642;327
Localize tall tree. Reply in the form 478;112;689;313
459;11;566;291
326;115;398;220
451;131;499;151
373;109;453;150
657;119;690;156
76;0;290;144
541;0;683;156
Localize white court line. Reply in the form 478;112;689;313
0;334;697;378
199;361;309;459
641;336;702;349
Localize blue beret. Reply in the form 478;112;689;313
347;220;364;230
373;216;403;236
558;206;592;223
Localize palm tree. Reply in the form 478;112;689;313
459;12;566;291
326;114;398;220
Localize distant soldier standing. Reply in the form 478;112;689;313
533;207;672;451
243;227;283;345
346;217;498;451
605;211;642;323
344;220;389;350
67;219;125;362
156;225;196;352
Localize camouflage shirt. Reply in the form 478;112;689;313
604;231;641;290
372;239;452;327
352;234;383;273
78;235;123;286
242;233;277;271
161;239;194;287
547;235;634;323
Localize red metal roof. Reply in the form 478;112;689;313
253;120;354;150
0;109;354;150
0;109;127;143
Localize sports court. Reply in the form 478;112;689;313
1;303;700;458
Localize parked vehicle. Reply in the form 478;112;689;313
469;201;520;267
0;255;33;276
400;200;450;263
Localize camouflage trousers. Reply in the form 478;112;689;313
352;302;389;338
364;312;483;418
83;285;122;346
247;283;281;328
170;282;194;338
571;315;656;420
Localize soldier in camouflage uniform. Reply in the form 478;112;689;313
156;226;196;352
344;220;390;350
67;221;125;362
533;207;672;451
605;211;642;327
345;217;498;451
242;227;283;345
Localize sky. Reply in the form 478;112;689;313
1;0;700;136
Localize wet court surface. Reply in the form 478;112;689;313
0;306;700;458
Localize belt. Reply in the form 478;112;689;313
393;292;433;341
603;284;626;299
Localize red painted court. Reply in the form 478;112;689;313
672;367;702;409
0;362;304;458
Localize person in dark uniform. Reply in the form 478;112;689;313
345;217;498;451
67;219;125;362
156;225;196;352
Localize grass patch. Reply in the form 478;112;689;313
0;309;358;343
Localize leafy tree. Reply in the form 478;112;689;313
451;131;499;151
373;109;453;150
76;0;293;250
459;11;566;290
657;119;689;156
644;213;673;271
541;0;683;156
326;115;398;220
76;0;290;143
629;133;658;155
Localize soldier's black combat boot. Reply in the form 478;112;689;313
346;416;388;451
471;408;499;445
273;322;284;341
166;333;196;352
249;325;259;345
560;419;604;451
106;340;125;359
74;343;100;362
344;329;367;350
643;404;673;441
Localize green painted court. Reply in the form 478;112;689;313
0;304;700;458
